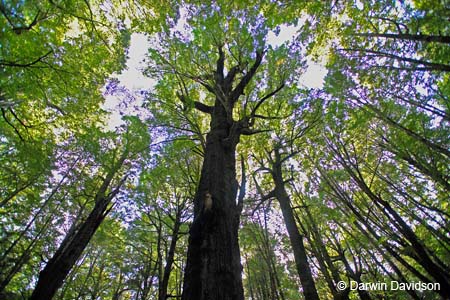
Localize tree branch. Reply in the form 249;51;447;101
194;101;213;114
48;0;108;27
237;155;246;215
215;44;225;83
0;50;53;68
374;16;409;34
339;48;450;72
230;50;264;103
1;108;24;141
177;92;213;114
182;73;216;95
240;128;272;136
251;190;276;216
224;63;245;87
0;4;44;35
280;150;300;164
9;108;32;128
354;32;450;44
250;83;285;118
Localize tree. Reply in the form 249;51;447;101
145;3;297;298
241;214;293;300
30;117;150;300
1;1;448;300
251;142;320;300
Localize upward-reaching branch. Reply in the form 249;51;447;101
230;50;264;104
0;3;46;34
237;156;246;215
176;92;213;114
216;45;225;83
340;48;450;72
249;83;285;119
224;64;242;88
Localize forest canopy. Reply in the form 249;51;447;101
1;1;449;300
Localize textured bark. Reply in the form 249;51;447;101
29;154;127;300
181;104;244;300
271;148;320;300
181;46;271;300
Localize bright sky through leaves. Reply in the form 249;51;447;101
2;1;448;299
104;25;327;129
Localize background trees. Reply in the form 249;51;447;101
0;1;448;300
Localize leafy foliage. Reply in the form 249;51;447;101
1;1;448;300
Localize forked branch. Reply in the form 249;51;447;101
230;50;264;103
250;83;285;118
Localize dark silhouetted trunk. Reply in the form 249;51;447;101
29;153;127;300
326;143;450;300
354;32;450;44
334;241;371;300
300;201;349;300
181;45;279;300
271;147;320;300
181;104;244;300
159;210;182;300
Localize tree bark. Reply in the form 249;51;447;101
354;32;450;44
181;104;244;300
29;154;127;300
179;43;286;299
159;210;182;300
271;147;320;300
181;46;267;300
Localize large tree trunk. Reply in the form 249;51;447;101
182;103;244;300
29;155;127;300
271;148;320;300
180;45;279;300
30;198;111;300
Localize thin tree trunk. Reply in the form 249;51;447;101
340;48;450;72
29;153;128;300
323;156;450;299
244;256;255;300
319;167;436;291
159;210;182;300
270;147;320;300
363;102;450;158
259;213;285;300
0;158;79;292
301;204;349;300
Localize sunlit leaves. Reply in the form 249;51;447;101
1;1;449;299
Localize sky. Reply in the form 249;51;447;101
103;24;328;129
